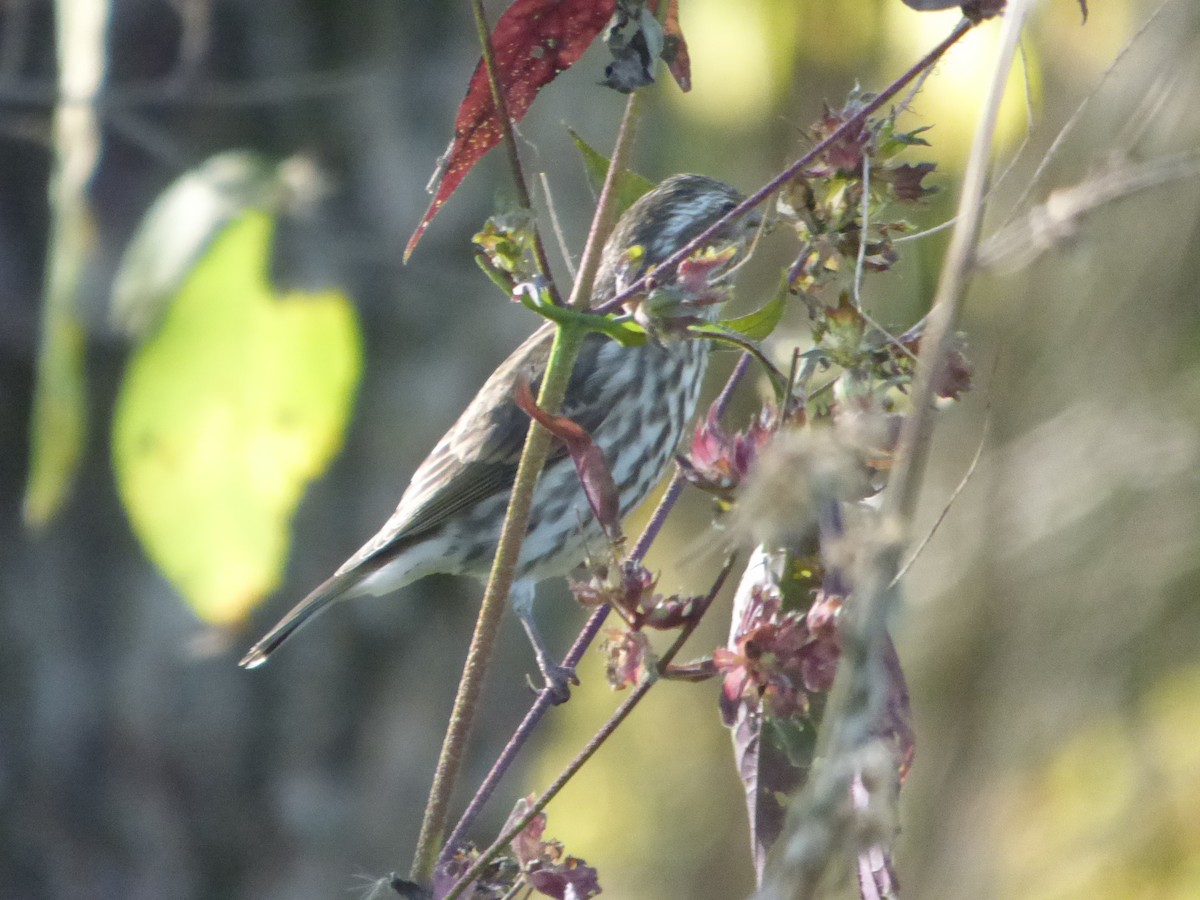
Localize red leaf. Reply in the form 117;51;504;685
514;377;623;541
406;0;617;260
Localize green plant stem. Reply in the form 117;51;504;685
409;324;584;884
408;88;645;886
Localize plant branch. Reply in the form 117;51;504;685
438;349;753;857
567;93;643;308
0;68;377;108
419;14;975;883
409;324;583;885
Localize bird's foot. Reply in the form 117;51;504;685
512;582;577;703
528;659;578;705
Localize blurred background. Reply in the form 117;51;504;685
2;1;1199;898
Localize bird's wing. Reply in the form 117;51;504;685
242;330;638;668
338;325;625;574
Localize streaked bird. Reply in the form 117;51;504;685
239;174;753;686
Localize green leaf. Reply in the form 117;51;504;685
688;322;789;402
568;127;655;215
719;289;787;341
766;717;817;772
112;211;362;626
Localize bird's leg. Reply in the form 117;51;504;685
510;580;577;703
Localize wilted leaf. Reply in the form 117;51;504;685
514;377;622;541
406;0;616;259
603;0;688;93
568;127;654;215
601;1;663;93
725;547;815;885
112;211;361;626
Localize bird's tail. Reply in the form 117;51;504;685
238;568;363;669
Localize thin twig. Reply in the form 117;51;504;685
539;170;577;280
996;0;1175;230
892;403;991;586
884;8;1025;527
977;153;1200;272
592;19;975;318
854;154;870;307
408;328;581;885
442;560;737;900
567;97;643;308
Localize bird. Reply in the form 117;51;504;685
239;174;754;687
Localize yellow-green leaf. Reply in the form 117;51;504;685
568;127;655;215
720;287;787;342
112;210;362;626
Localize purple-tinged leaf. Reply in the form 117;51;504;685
731;703;806;885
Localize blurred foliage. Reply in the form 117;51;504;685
24;292;86;528
112;210;361;625
4;1;1199;899
994;664;1200;899
22;0;106;528
110;150;284;338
